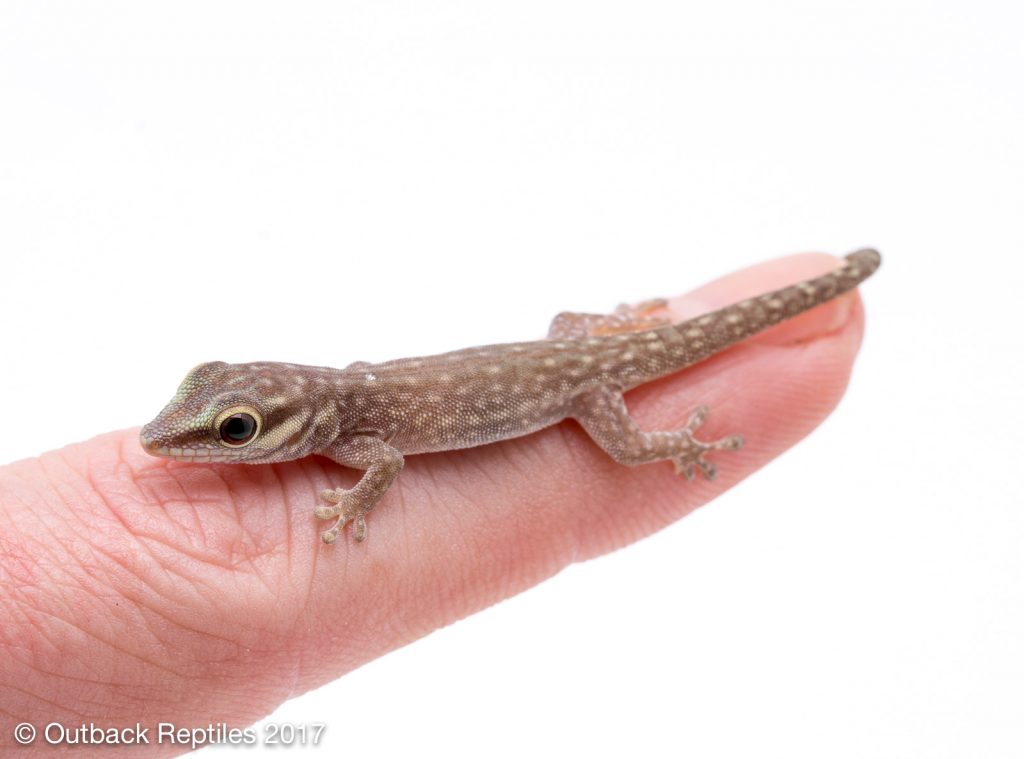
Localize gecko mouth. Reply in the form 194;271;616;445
139;433;239;463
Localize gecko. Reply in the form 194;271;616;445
141;249;880;543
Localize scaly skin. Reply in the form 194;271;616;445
141;249;880;543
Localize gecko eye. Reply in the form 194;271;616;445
214;406;262;447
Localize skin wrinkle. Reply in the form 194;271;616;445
81;475;151;556
7;618;178;720
423;494;515;628
1;678;89;721
2;597;72;686
79;467;179;593
1;557;76;651
11;652;145;693
41;600;184;679
34;450;93;542
168;480;211;549
500;428;582;554
386;460;422;568
0;512;50;595
66;542;197;651
441;452;500;521
130;467;216;553
260;458;297;578
16;561;120;664
125;591;245;668
75;511;224;615
0;457;275;731
448;500;514;615
440;447;537;580
177;466;250;554
543;420;611;558
135;466;260;568
214;466;272;555
440;436;577;607
62;530;186;660
12;454;293;705
73;460;297;681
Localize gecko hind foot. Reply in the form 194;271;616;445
672;406;744;481
316;488;369;543
547;297;672;340
596;298;672;335
613;298;670;320
575;391;744;480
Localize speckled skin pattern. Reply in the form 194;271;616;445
142;249;880;543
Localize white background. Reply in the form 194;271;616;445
2;2;1022;757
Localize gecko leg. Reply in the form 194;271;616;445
547;298;672;340
314;436;404;543
572;387;743;480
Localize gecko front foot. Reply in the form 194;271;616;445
316;488;369;543
672;406;745;481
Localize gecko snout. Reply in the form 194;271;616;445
139;429;158;451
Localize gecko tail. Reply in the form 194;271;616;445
625;249;881;384
679;246;880;352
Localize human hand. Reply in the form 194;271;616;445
0;252;867;755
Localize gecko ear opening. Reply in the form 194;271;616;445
214;406;263;447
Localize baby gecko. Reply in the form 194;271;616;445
141;249;880;543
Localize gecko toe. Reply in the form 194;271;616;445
697;459;718;480
321;488;344;503
686;406;710;431
721;434;744;450
315;505;339;520
352;515;368;542
674;460;696;480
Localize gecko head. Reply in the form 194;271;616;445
140;361;330;464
